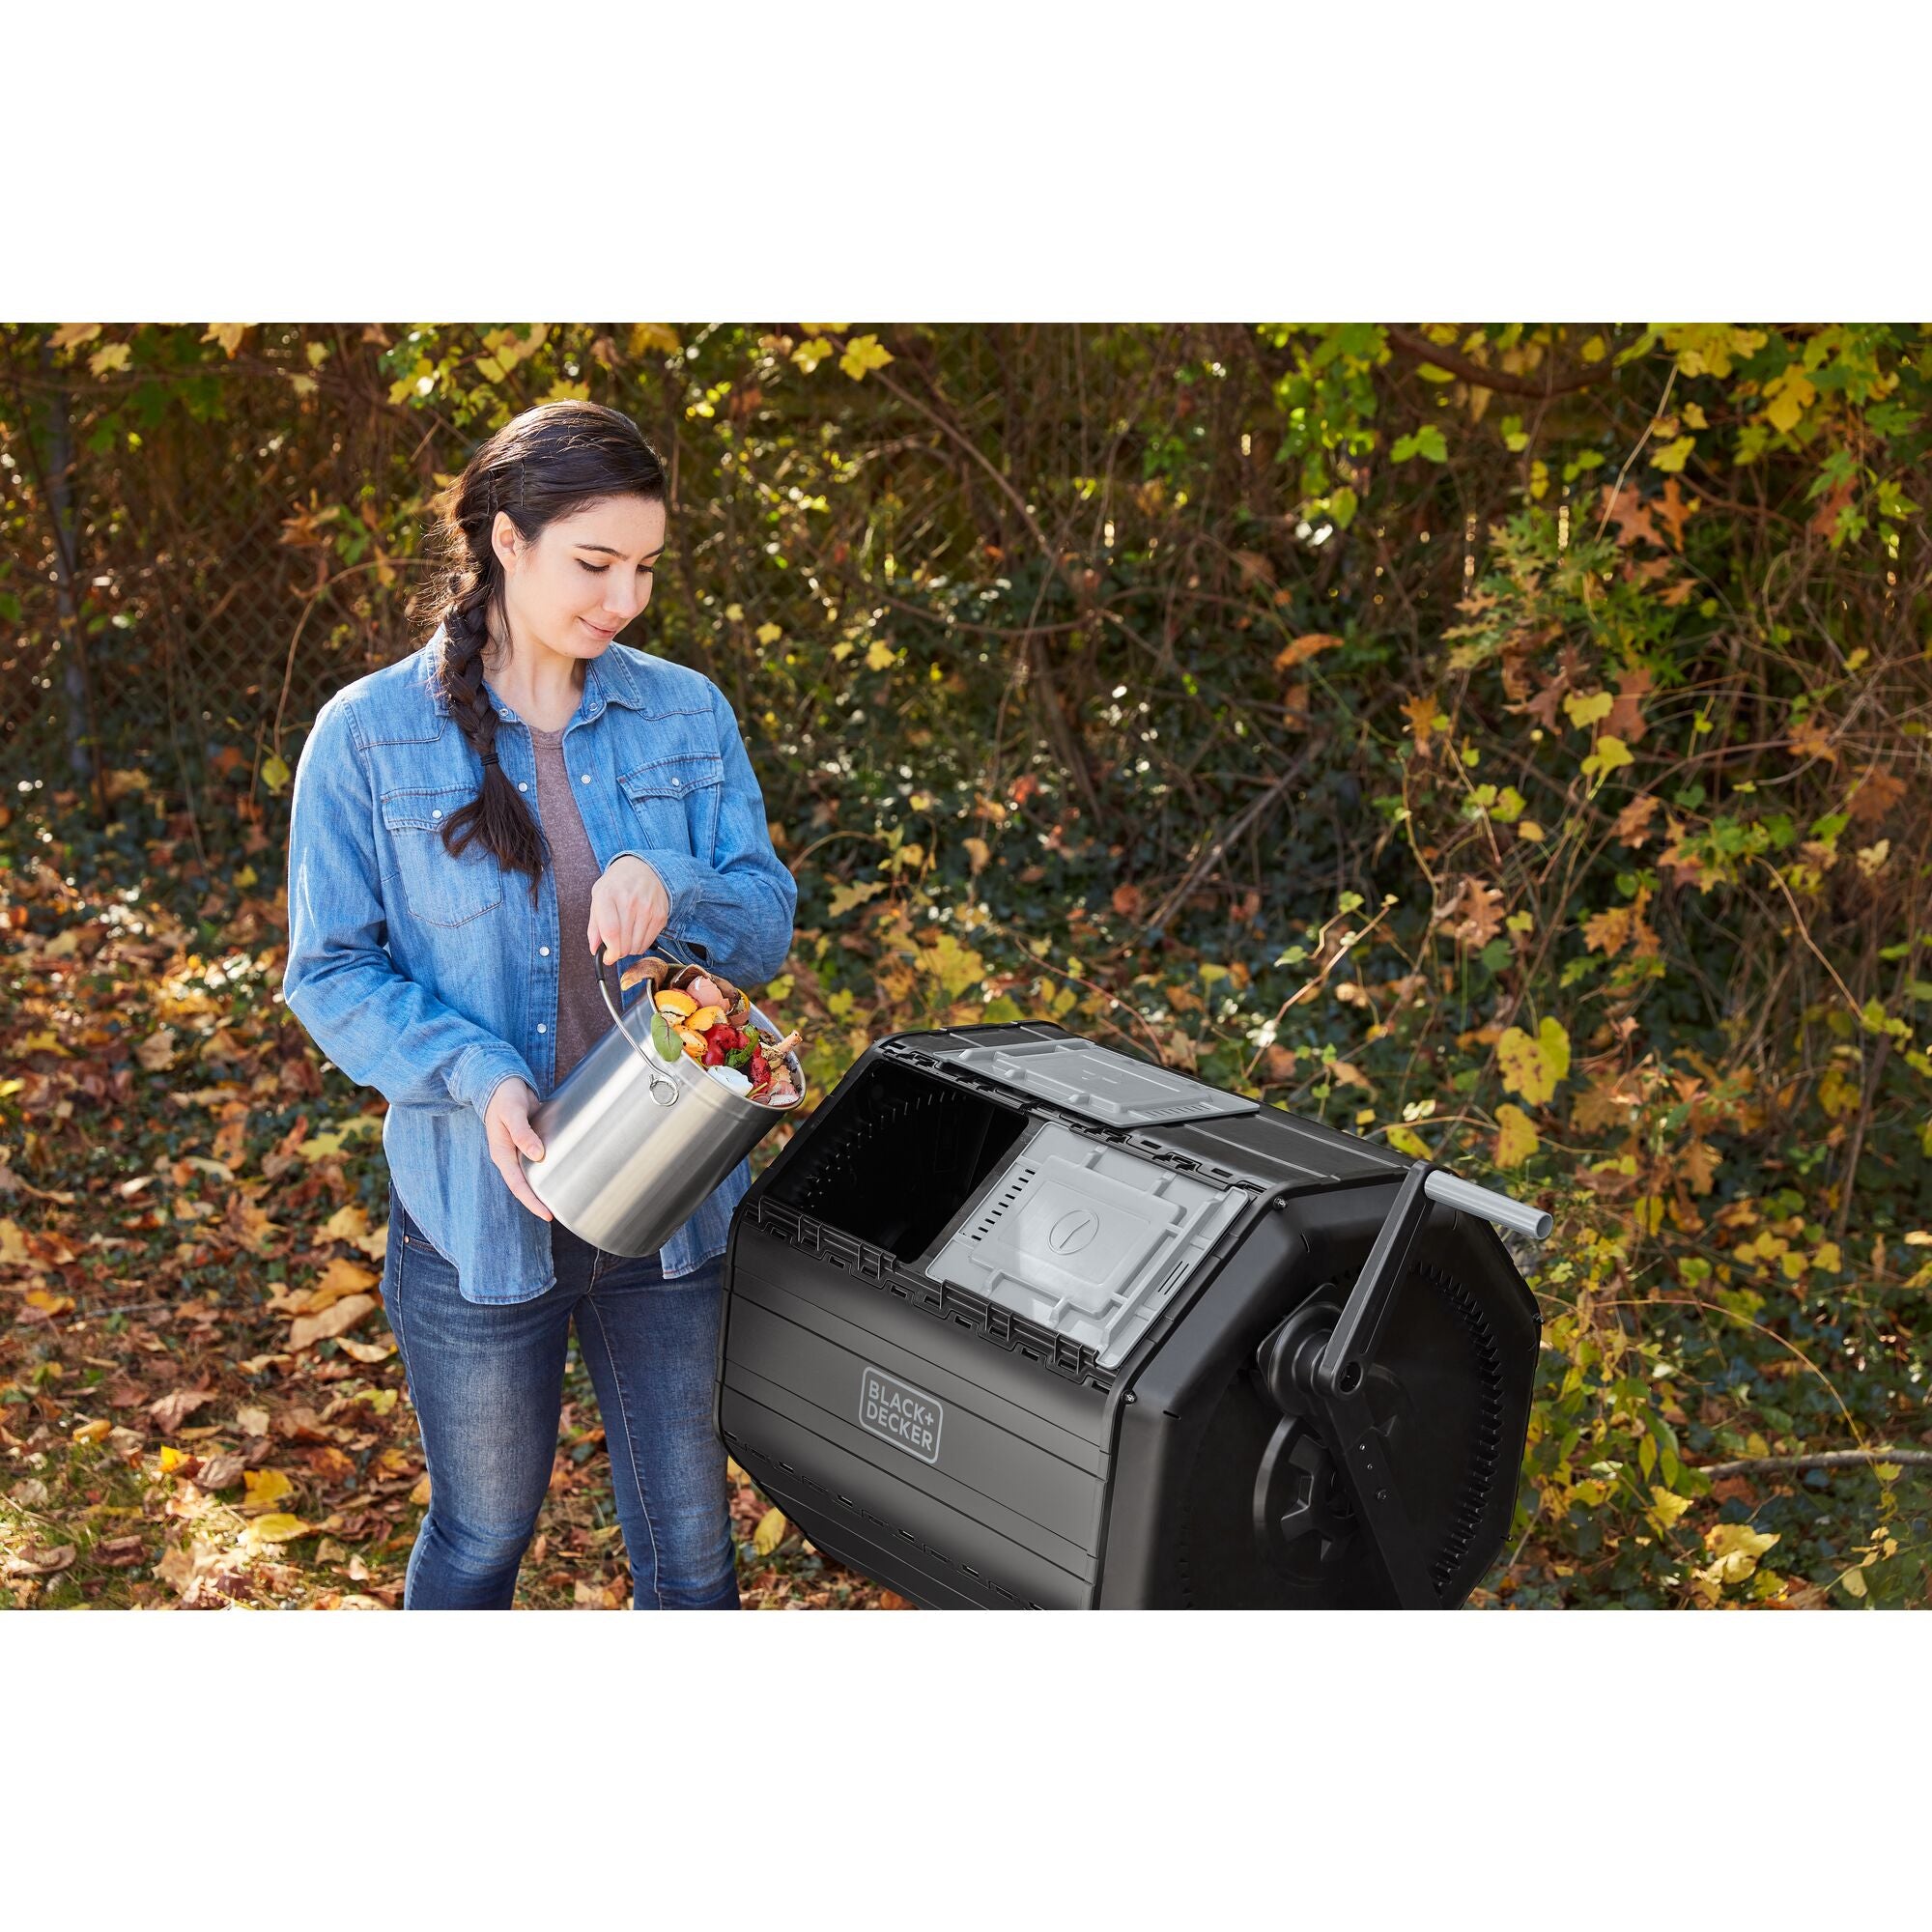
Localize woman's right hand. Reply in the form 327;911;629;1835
484;1078;554;1221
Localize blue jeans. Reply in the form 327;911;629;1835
382;1184;740;1610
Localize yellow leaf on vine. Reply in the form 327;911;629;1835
1582;734;1634;781
1762;366;1817;434
839;334;894;381
1492;1103;1539;1169
1497;1017;1570;1106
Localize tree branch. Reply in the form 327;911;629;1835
1694;1448;1932;1478
1383;326;1616;399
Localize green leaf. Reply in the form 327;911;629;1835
649;1011;682;1063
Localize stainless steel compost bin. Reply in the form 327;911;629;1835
717;1022;1548;1609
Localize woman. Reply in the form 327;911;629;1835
282;400;797;1609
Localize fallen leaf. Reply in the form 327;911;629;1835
149;1387;214;1434
136;1028;179;1071
288;1293;377;1351
301;1257;380;1315
753;1506;788;1556
235;1406;270;1437
243;1468;295;1511
245;1513;312;1545
196;1453;245;1491
6;1544;77;1577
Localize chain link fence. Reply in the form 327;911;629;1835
2;358;427;800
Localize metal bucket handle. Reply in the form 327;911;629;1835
595;939;680;1108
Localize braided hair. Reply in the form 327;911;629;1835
411;400;668;897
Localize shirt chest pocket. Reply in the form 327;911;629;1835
618;753;724;861
381;786;507;928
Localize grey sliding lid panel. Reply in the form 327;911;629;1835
920;1036;1259;1127
924;1122;1244;1370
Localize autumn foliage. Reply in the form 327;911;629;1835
3;322;1928;1606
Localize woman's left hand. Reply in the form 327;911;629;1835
588;855;672;964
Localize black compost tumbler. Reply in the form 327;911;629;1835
718;1023;1548;1608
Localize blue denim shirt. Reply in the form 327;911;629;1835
281;624;797;1303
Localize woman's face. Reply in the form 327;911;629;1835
493;493;668;661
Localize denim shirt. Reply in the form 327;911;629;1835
281;624;798;1303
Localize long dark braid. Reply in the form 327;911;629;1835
410;400;668;899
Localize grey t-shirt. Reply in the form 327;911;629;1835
528;724;615;1087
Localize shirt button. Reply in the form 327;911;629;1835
518;781;528;793
581;774;592;784
537;1023;547;1034
670;778;681;789
540;946;550;956
431;809;442;819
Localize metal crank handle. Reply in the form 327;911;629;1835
1423;1171;1551;1240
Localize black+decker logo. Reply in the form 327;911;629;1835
859;1365;943;1464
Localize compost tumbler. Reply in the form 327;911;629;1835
718;1022;1546;1608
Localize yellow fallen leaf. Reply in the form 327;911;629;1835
319;1203;374;1246
410;1474;433;1506
242;1468;294;1511
289;1293;378;1350
753;1506;788;1557
158;1445;192;1474
71;1418;112;1444
246;1513;311;1544
0;1219;30;1264
302;1257;380;1315
20;1030;70;1057
336;1338;395;1364
26;1289;73;1316
1701;1520;1778;1586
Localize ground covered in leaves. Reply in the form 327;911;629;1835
0;785;899;1610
